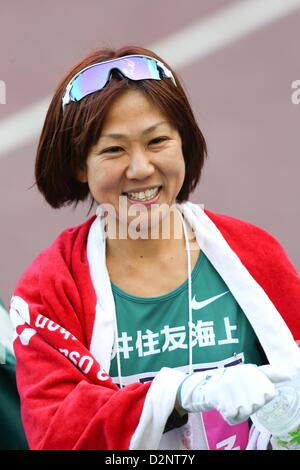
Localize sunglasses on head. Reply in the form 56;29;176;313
62;54;177;112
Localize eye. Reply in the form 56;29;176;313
101;146;123;154
149;136;169;145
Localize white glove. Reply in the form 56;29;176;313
177;364;291;425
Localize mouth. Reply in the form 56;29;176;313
122;185;162;204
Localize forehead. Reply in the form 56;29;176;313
101;88;168;131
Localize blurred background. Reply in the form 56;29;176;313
0;0;299;308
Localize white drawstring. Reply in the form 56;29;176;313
114;311;124;389
177;208;193;376
99;208;124;390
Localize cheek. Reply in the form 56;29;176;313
86;165;120;200
178;162;186;193
163;147;185;172
172;151;186;193
179;153;186;178
171;151;185;184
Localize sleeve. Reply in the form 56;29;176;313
11;254;185;450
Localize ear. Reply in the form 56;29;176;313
77;167;88;183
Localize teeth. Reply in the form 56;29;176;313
126;186;160;201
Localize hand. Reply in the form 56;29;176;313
177;364;291;424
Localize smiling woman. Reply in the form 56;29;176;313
11;46;300;451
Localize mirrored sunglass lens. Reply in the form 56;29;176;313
70;64;110;101
117;57;160;80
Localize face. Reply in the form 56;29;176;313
81;88;185;235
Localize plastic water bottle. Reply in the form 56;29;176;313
251;379;300;450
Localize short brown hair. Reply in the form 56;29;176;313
35;46;207;208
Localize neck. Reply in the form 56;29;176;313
106;207;192;262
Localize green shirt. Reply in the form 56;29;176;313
109;252;265;385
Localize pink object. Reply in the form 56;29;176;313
202;410;249;450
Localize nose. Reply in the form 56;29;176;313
126;149;155;180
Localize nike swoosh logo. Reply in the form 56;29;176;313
191;291;229;310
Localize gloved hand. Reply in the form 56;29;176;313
177;364;291;425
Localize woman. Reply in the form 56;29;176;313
11;46;300;450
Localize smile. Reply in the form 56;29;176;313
123;186;162;204
122;186;162;202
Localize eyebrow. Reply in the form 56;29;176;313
100;121;169;140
